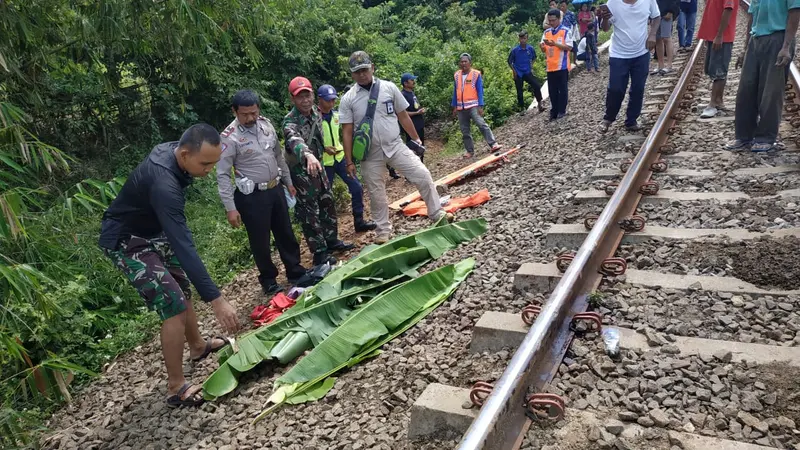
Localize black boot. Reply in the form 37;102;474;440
313;252;337;266
388;166;400;179
354;214;377;232
328;240;355;253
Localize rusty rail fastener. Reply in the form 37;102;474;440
639;181;660;195
526;393;566;422
521;304;542;326
556;253;575;273
599;257;627;276
469;382;494;407
584;214;599;230
619;215;646;232
570;312;603;333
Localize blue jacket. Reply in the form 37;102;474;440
508;44;537;75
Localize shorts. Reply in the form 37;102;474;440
658;19;673;39
704;41;733;81
105;235;191;320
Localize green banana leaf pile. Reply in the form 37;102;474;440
202;219;487;402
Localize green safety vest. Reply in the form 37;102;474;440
321;111;345;166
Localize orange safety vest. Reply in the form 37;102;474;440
544;25;572;72
453;69;481;111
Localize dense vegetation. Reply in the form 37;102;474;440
0;0;570;446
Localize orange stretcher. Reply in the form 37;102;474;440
389;144;523;210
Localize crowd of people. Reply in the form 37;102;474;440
94;0;800;407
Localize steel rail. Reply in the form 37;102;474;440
457;40;707;450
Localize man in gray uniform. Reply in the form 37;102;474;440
340;51;452;244
217;90;307;294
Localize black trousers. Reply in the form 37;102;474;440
234;186;305;286
547;69;569;119
514;71;543;107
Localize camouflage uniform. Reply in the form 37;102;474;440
104;235;191;320
282;106;339;257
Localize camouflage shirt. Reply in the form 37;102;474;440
282;106;325;174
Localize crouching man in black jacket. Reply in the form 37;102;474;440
99;124;240;408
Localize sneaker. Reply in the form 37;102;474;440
724;139;752;151
625;122;642;132
751;142;775;153
374;233;391;245
700;106;718;119
432;211;455;223
650;68;662;75
598;120;612;133
662;68;674;74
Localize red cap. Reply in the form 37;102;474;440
289;76;313;96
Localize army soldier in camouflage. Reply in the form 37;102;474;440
99;124;240;408
283;76;354;265
217;90;308;295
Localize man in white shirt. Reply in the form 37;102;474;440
598;0;661;133
339;51;452;244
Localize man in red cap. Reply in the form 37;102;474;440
283;76;353;265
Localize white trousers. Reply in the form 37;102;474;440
361;145;443;235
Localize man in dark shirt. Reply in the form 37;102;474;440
389;73;426;179
508;30;546;114
99;123;240;408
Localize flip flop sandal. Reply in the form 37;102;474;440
166;383;204;408
191;336;231;362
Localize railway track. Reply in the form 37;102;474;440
409;3;800;449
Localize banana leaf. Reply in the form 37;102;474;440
293;218;487;307
254;258;475;421
203;220;487;400
204;247;430;399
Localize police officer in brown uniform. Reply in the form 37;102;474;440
217;90;307;294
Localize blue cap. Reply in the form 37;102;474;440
317;84;338;101
400;73;418;84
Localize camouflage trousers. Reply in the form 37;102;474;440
291;171;338;255
104;235;191;320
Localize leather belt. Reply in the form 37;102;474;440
256;178;280;190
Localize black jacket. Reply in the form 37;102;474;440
99;143;220;301
657;0;680;18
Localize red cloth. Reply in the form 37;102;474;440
697;0;738;43
251;293;296;328
401;189;491;217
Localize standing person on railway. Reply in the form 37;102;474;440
451;53;504;158
100;124;240;408
541;9;573;120
560;0;580;64
217;90;309;294
544;0;564;29
597;0;661;133
677;0;698;52
317;84;378;233
340;51;452;244
399;73;427;161
696;0;739;118
508;30;547;114
283;76;355;265
654;0;680;75
725;0;800;153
